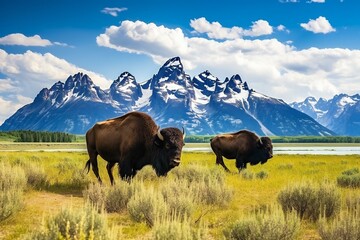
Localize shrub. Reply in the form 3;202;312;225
84;181;133;213
105;181;133;213
83;183;107;209
171;164;225;185
170;164;233;206
134;165;157;181
318;205;360;240
127;183;168;227
278;164;293;170
196;177;233;206
24;163;49;189
345;194;360;210
241;170;254;180
0;162;27;190
277;181;341;221
152;215;207;240
337;168;360;188
160;179;196;220
0;188;24;222
224;204;300;240
69;169;92;189
256;170;268;179
26;203;118;240
0;163;26;221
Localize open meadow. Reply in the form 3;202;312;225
0;143;359;239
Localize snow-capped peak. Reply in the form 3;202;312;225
162;56;183;70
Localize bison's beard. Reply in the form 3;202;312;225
151;149;173;177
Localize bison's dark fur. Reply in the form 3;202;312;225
84;112;185;184
210;130;273;172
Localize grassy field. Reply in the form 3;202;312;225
0;146;359;239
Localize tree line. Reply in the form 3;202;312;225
0;130;76;142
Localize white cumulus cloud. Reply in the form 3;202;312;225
301;16;336;34
0;33;67;47
189;17;273;39
96;19;360;104
101;7;127;17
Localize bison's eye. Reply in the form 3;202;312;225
165;143;171;149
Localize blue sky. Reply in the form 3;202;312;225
0;0;359;123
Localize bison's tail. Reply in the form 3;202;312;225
84;160;91;174
210;138;213;142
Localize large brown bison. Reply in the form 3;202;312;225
210;130;273;172
84;111;185;184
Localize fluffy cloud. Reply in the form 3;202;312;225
301;16;336;33
101;7;127;17
190;18;273;39
0;49;111;123
97;19;360;103
0;33;61;46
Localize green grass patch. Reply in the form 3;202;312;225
0;151;360;239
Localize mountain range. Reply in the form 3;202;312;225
290;94;360;136
0;57;334;136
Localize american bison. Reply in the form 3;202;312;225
84;111;185;184
210;130;273;172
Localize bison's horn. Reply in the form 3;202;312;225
259;137;263;146
157;128;164;141
182;127;186;140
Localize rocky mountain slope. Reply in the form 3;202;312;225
1;57;334;136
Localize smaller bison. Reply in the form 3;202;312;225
210;130;273;172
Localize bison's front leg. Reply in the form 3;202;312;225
216;155;230;172
119;161;136;180
235;157;247;172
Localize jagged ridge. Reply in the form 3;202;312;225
0;57;334;136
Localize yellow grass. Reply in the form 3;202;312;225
0;150;359;239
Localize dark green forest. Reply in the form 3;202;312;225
0;130;76;142
1;131;360;143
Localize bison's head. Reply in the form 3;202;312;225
153;127;185;176
258;136;273;162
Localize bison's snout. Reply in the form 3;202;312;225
268;154;273;159
170;158;181;167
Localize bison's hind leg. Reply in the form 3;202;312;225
216;155;230;172
106;162;116;185
88;150;102;184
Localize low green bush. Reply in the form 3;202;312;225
83;183;107;209
127;184;168;227
24;163;49;189
26;203;117;240
171;164;225;185
0;163;26;221
319;205;360;240
224;204;300;240
241;170;254;180
105;181;133;213
160;179;196;220
337;168;360;188
277;181;341;221
256;170;268;179
84;181;133;213
152;215;207;240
